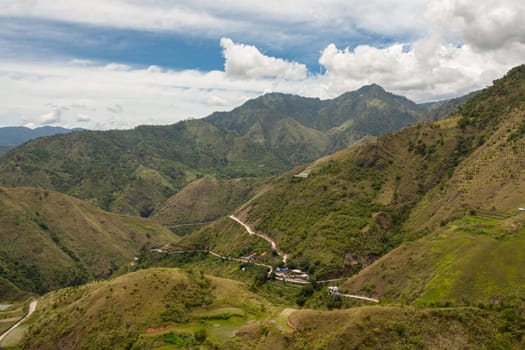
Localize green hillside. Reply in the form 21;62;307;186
3;66;525;349
152;177;269;235
407;65;525;231
340;212;525;305
0;187;176;298
0;86;465;216
18;268;275;350
239;304;525;349
0;146;12;157
197;117;466;279
186;65;525;280
12;268;525;350
0;120;283;217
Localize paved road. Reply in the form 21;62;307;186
0;300;37;344
228;215;288;263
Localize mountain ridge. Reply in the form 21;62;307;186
0;85;467;216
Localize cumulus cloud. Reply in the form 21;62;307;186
318;39;525;101
1;0;524;129
315;0;525;100
426;0;525;51
38;108;62;125
220;38;307;80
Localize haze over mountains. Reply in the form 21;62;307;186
0;126;84;156
1;67;525;349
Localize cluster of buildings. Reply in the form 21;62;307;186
275;267;309;283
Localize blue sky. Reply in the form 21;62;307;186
1;0;524;129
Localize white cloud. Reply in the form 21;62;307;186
314;0;525;101
317;37;525;101
0;0;427;46
207;95;229;107
38;108;62;125
104;63;132;71
220;38;307;80
426;0;525;51
1;0;525;129
76;114;91;122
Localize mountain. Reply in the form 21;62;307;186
0;86;463;217
0;126;84;147
206;85;433;154
418;90;480;121
3;67;525;350
183;117;464;278
183;65;525;282
0;187;176;298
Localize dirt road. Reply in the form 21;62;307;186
0;300;37;344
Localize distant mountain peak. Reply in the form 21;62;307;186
357;83;385;93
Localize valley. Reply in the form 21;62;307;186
1;65;524;349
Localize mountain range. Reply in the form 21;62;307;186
0;126;84;156
0;85;466;219
1;67;524;349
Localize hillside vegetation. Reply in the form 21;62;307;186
0;187;176;298
17;268;525;349
0;146;12;157
153;177;269;235
4;67;525;350
239;303;525;349
196;117;466;279
0;86;464;216
341;211;525;305
186;65;525;280
20;268;275;350
0;126;83;147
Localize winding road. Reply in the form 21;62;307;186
0;300;37;344
155;215;379;302
227;215;379;302
228;215;288;264
163;249;274;277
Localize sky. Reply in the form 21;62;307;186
1;0;524;130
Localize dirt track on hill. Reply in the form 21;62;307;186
0;300;37;344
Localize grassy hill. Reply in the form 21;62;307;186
407;65;525;231
0;87;465;216
0;187;176;298
238;303;525;349
152;177;269;235
340;212;525;305
189;117;465;279
14;268;525;349
19;268;275;350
